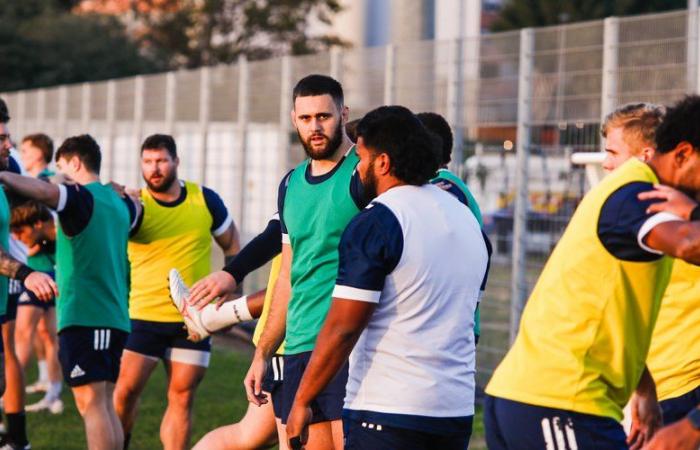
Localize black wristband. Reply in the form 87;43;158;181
691;205;700;221
15;265;33;283
224;255;236;267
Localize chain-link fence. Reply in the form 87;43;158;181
2;8;698;392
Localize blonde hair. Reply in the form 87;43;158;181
601;103;665;151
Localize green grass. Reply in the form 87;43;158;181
21;343;487;449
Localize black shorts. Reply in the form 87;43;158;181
484;395;628;450
660;384;700;425
18;289;55;310
261;354;285;419
58;326;128;387
281;351;348;424
343;416;472;450
5;294;19;322
124;319;211;367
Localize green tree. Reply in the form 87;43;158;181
130;0;346;68
492;0;687;31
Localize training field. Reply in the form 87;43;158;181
21;336;488;449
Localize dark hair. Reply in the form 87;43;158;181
141;134;177;159
55;134;101;174
356;106;440;186
0;98;9;123
655;95;700;153
345;119;360;143
22;133;54;164
292;75;344;110
11;200;53;230
416;112;452;165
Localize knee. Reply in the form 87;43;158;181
167;387;195;412
113;383;140;412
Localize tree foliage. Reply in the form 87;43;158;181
491;0;687;31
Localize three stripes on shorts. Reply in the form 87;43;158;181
541;417;578;450
93;329;111;350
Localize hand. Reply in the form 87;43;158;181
628;392;663;450
24;272;58;302
643;418;700;450
188;271;237;310
286;403;312;450
638;185;697;220
243;352;269;406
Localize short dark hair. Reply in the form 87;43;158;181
55;134;102;174
655;95;700;153
0;98;9;123
292;75;344;110
11;200;53;230
356;106;440;186
141;134;177;159
22;133;54;164
417;112;453;165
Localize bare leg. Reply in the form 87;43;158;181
160;359;206;450
192;396;278;450
14;306;40;370
36;309;61;390
73;381;123;450
112;350;158;436
2;320;25;413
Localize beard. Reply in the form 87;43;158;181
360;158;379;204
144;170;177;193
298;122;343;161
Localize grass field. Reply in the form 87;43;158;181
20;338;487;449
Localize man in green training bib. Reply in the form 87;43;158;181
244;75;366;449
0;134;140;450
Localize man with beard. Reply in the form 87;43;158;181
244;74;366;449
284;106;488;450
111;134;240;450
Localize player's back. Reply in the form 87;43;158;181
345;184;487;418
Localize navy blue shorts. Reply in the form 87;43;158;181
281;351;348;424
18;289;55;310
660;384;700;425
484;395;628;450
261;354;285;419
5;293;19;321
58;326;128;387
124;319;211;367
343;416;472;450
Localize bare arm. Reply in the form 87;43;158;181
0;246;57;301
645;221;700;264
244;243;292;406
0;172;60;209
214;222;241;257
286;298;376;446
628;366;662;450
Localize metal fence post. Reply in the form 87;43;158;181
198;67;211;185
37;89;46;133
81;83;91;133
330;47;342;81
383;44;396;105
236;56;249;231
105;80;117;180
133;76;145;186
58;86;68;143
279;55;292;174
16;92;26;140
510;28;534;344
446;37;465;174
165;72;176;135
600;17;619;148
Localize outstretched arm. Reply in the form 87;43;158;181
0;172;60;209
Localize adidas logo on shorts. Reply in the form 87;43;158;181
70;365;85;379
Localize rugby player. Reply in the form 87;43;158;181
111;134;240;450
0;134;139;450
285;105;489;450
484;95;700;450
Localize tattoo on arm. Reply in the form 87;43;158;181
0;246;24;278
